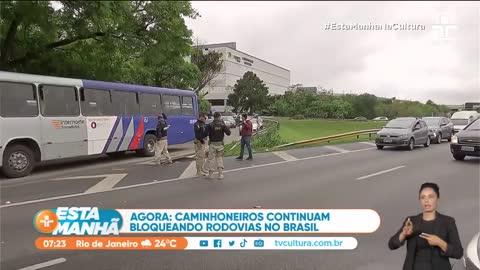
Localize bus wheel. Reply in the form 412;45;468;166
138;134;156;157
2;144;36;178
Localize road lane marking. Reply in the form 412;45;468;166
0;147;375;208
273;151;298;161
356;166;406;180
323;145;350;153
52;174;128;194
179;161;197;179
359;142;377;146
17;258;66;270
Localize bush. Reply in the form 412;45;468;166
198;98;211;114
251;121;286;150
224;121;286;156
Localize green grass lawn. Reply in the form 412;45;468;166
278;118;385;142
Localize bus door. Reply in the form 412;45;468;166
178;96;196;144
162;95;196;145
38;85;87;160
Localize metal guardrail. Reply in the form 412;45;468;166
273;129;381;149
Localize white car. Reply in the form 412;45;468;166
451;110;480;134
373;116;389;121
251;119;259;132
452;231;480;270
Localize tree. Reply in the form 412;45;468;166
228;71;269;114
351;93;378;119
198;98;211;114
191;43;224;97
0;1;199;89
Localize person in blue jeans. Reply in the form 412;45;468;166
236;114;253;160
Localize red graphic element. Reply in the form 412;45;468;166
91;122;97;129
128;117;145;150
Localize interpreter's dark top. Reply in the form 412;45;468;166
413;219;436;270
388;212;463;270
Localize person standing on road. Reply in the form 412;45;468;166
194;112;209;176
236;113;253;161
154;113;173;165
206;112;231;179
388;182;463;270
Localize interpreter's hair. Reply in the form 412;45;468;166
419;182;440;198
199;112;207;118
242;114;248;119
162;113;167;120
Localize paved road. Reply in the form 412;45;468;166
1;141;479;270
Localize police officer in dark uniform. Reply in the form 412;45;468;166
194;112;208;176
206;112;231;179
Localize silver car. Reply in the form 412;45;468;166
221;116;236;128
375;117;431;150
422;117;454;144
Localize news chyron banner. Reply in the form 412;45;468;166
34;208;381;250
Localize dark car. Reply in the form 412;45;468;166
375;117;431;150
422;117;454;144
450;118;480;160
452;232;480;270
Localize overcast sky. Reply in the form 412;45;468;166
185;1;480;105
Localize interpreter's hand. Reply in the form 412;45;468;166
401;218;414;238
420;233;444;247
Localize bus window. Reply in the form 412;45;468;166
181;96;194;115
39;85;80;116
111;90;139;115
162;95;182;115
80;88;113;116
139;93;162;116
0;82;38;117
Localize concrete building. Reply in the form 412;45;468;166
200;42;290;111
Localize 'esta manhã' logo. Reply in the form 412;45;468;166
33;207;122;235
34;209;59;234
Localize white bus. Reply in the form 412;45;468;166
0;71;198;178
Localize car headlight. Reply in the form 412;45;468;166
451;135;458;144
399;134;408;139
